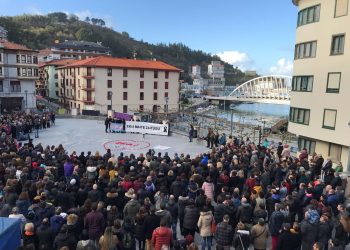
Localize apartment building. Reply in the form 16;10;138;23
290;0;350;166
38;40;111;62
0;39;38;112
57;56;181;114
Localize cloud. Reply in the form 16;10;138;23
74;10;92;21
269;58;293;75
216;50;255;71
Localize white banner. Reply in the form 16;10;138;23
125;121;169;136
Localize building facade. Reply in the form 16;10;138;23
207;61;225;86
289;0;350;166
57;56;181;115
39;40;111;62
191;65;201;78
0;39;38;112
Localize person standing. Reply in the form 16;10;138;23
84;203;105;241
197;206;214;250
152;218;173;250
105;116;110;133
269;203;285;250
34;114;40;138
251;218;270;250
189;124;194;142
215;214;233;250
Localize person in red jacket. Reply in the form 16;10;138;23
152;218;173;250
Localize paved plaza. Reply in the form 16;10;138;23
33;118;209;157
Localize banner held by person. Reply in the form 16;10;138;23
125;121;169;136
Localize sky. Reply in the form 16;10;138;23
0;0;298;75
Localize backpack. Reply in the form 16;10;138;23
122;232;133;249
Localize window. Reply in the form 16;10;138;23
123;92;128;100
123;105;128;113
140;92;144;100
16;55;20;63
139;105;144;111
323;109;337;130
107;92;112;100
107;68;112;76
295;41;317;59
0;67;2;76
33;56;38;64
107;105;112;110
0;53;2;62
10;81;21;92
165;92;168;98
34;69;38;77
0;81;3;92
154;81;158;89
21;68;27;76
27;68;32;76
331;34;345;55
297;4;320;26
107;80;112;88
123;80;128;88
21;55;26;63
165;82;169;89
140;70;144;78
153;92;158;100
140;81;144;89
153;105;158;113
327;72;341;93
335;0;349;17
292;76;313;92
123;69;128;77
329;143;342;161
27;56;32;64
154;70;158;78
298;137;316;154
289;107;310;125
165;71;169;79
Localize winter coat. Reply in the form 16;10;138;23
155;209;172;227
50;215;66;235
135;216;145;240
183;205;199;230
276;230;302;250
166;201;178;223
300;219;319;250
214;203;227;224
84;210;105;240
197;211;214;237
251;224;270;250
236;202;253;223
269;210;285;236
53;231;77;250
152;226;173;250
144;214;161;239
318;221;332;247
36;224;55;250
202;181;215;201
16;199;30;216
123;199;141;221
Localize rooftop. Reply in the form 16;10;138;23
52;40;111;53
0;39;34;51
61;56;182;72
44;58;76;67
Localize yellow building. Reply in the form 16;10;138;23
290;0;350;168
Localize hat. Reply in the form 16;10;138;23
87;166;97;172
130;166;135;171
70;179;76;185
93;184;98;190
60;212;67;219
176;163;181;167
125;188;135;198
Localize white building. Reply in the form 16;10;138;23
57;56;181;115
289;0;350;166
0;39;38;112
208;61;225;79
191;65;201;78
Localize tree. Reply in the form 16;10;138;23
47;12;67;23
85;17;90;23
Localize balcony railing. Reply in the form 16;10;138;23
82;75;95;79
83;98;95;105
81;84;95;91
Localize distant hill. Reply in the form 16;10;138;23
0;12;256;85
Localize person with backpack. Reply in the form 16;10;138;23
121;218;136;250
152;218;173;250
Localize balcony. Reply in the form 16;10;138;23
81;84;95;91
83;98;95;105
82;74;95;79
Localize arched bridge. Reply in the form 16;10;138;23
206;75;292;105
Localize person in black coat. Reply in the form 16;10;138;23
53;224;77;250
166;195;179;240
276;223;302;250
182;200;199;237
36;218;55;250
318;214;332;250
143;206;160;249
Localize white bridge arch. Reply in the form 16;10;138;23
228;75;292;100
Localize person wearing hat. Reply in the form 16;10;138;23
251;218;270;250
123;191;140;222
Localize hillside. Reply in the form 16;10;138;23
0;12;254;85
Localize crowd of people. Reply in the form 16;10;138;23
0;112;349;250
